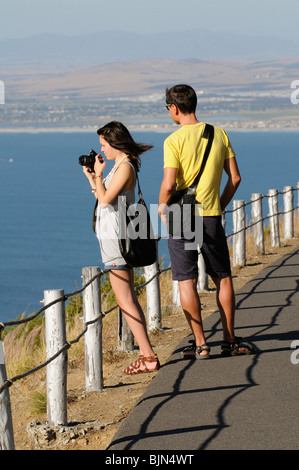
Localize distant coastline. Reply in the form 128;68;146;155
1;119;299;133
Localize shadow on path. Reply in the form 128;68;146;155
108;248;299;450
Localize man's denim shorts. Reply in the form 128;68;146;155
168;216;231;281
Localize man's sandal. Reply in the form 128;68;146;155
221;337;256;357
181;340;210;360
122;355;160;375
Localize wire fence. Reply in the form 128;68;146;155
0;184;298;396
224;186;298;236
0;264;171;396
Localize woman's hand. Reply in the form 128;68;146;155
82;165;95;181
94;154;106;177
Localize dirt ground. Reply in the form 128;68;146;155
8;238;299;450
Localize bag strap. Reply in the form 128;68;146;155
121;159;143;199
92;199;98;233
135;171;142;196
189;123;214;189
134;168;144;201
92;161;143;233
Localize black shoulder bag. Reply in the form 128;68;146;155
118;172;157;268
168;123;214;237
92;172;157;268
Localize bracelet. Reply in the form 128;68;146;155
96;175;102;179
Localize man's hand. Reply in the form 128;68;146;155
158;203;168;226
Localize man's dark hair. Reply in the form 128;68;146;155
165;84;197;114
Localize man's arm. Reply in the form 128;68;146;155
158;167;177;223
220;156;241;211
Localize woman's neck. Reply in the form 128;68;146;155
113;155;129;167
115;153;128;165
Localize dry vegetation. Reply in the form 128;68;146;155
2;223;299;450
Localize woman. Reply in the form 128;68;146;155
82;121;160;374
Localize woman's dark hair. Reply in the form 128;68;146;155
165;84;197;115
97;121;153;171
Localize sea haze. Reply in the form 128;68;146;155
0;130;298;323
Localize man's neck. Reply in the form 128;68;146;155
179;113;200;127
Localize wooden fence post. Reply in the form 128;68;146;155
283;186;294;239
0;335;15;450
233;200;246;267
82;267;103;392
172;280;181;307
44;289;67;426
268;189;280;247
118;307;134;352
221;212;226;231
251;193;265;254
144;246;162;331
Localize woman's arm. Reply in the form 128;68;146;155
82;165;97;197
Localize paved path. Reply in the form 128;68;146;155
108;248;299;451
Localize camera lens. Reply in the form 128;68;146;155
78;155;89;166
78;150;96;169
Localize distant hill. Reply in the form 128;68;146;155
1;29;299;74
5;57;299;100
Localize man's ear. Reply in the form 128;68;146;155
173;104;179;115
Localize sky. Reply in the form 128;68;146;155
0;0;299;42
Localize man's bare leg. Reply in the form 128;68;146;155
212;275;235;343
178;278;209;356
212;275;252;353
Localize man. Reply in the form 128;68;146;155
158;84;254;358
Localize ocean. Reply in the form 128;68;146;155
0;130;298;323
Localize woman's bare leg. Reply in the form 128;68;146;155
109;269;157;369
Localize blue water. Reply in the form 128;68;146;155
0;130;298;323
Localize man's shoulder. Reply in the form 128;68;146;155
165;122;204;140
205;123;232;146
165;126;183;139
164;127;182;147
171;122;227;136
207;123;228;136
164;122;231;144
211;125;235;156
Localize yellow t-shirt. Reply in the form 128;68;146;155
163;122;235;216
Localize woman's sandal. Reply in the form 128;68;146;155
221;336;256;357
182;340;210;360
123;355;161;375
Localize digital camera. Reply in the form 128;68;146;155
78;149;97;171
